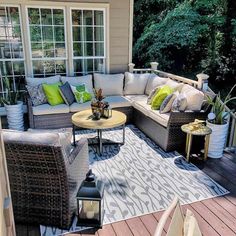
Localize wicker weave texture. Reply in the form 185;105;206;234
4;137;89;229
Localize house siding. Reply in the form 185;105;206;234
36;0;132;73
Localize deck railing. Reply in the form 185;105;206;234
128;62;236;152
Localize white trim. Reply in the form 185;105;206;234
25;6;68;77
128;0;134;63
69;6;109;74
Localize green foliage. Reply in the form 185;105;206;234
0;78;21;105
207;84;236;124
133;0;236;85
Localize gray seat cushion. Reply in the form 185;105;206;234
32;104;69;115
69;102;91;112
103;96;131;108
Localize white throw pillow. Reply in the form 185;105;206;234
61;75;93;94
124;72;150;95
94;73;124;96
145;73;169;95
181;84;204;111
26;75;61;86
165;79;184;92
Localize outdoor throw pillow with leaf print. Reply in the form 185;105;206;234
71;84;92;103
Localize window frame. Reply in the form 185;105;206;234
0;4;26;95
70;7;106;75
25;5;68;77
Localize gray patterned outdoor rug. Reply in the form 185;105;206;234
40;124;229;236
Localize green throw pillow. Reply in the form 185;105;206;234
71;85;92;103
42;82;64;106
151;85;173;110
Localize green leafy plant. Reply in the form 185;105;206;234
207;84;236;124
0;77;20;105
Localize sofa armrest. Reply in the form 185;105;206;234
26;93;35;128
168;110;208;128
67;138;89;187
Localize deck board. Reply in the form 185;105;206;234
16;151;236;236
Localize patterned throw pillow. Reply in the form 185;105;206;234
26;84;47;106
147;86;161;105
160;91;179;114
172;92;187;111
71;84;92;104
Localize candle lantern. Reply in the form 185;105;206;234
76;170;105;228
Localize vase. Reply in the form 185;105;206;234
4;101;24;131
206;120;229;158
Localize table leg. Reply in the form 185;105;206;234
122;124;125;145
99;130;103;156
186;134;192;162
73;124;76;146
185;133;189;154
204;134;210;161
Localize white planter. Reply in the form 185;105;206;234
5;101;24;131
206;120;229;158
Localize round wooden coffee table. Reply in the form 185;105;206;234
72;109;127;155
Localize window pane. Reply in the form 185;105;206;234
83;27;93;41
94;59;104;72
30;26;42;42
56;60;66;74
54;26;65;41
74;59;83;73
84;43;93;56
31;43;43;58
0;42;6;58
28;8;40;24
83;11;92;25
11;43;24;58
43;42;54;57
95;43;104;56
41;9;52;25
33;61;44;75
73;26;82;41
53;9;64;25
44;61;55;73
13;61;25;75
12;25;22;40
42;26;53;41
95;27;104;41
0;7;7;25
55;43;66;57
0;61;12;76
72;10;82;25
94;11;103;26
0;26;7;41
9;7;20;24
73;42;82;56
84;59;93;72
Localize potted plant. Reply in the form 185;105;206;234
91;88;105;120
0;77;24;131
206;84;236;158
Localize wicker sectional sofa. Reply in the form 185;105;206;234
26;70;211;152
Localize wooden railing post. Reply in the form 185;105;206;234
150;62;159;71
128;63;135;73
196;73;209;91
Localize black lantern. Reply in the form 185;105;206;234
76;170;105;228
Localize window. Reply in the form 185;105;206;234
0;6;25;95
71;9;105;75
27;7;67;77
0;3;108;103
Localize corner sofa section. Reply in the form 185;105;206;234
26;72;211;152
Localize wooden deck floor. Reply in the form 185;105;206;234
16;150;236;236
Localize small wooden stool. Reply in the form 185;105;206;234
181;123;212;162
